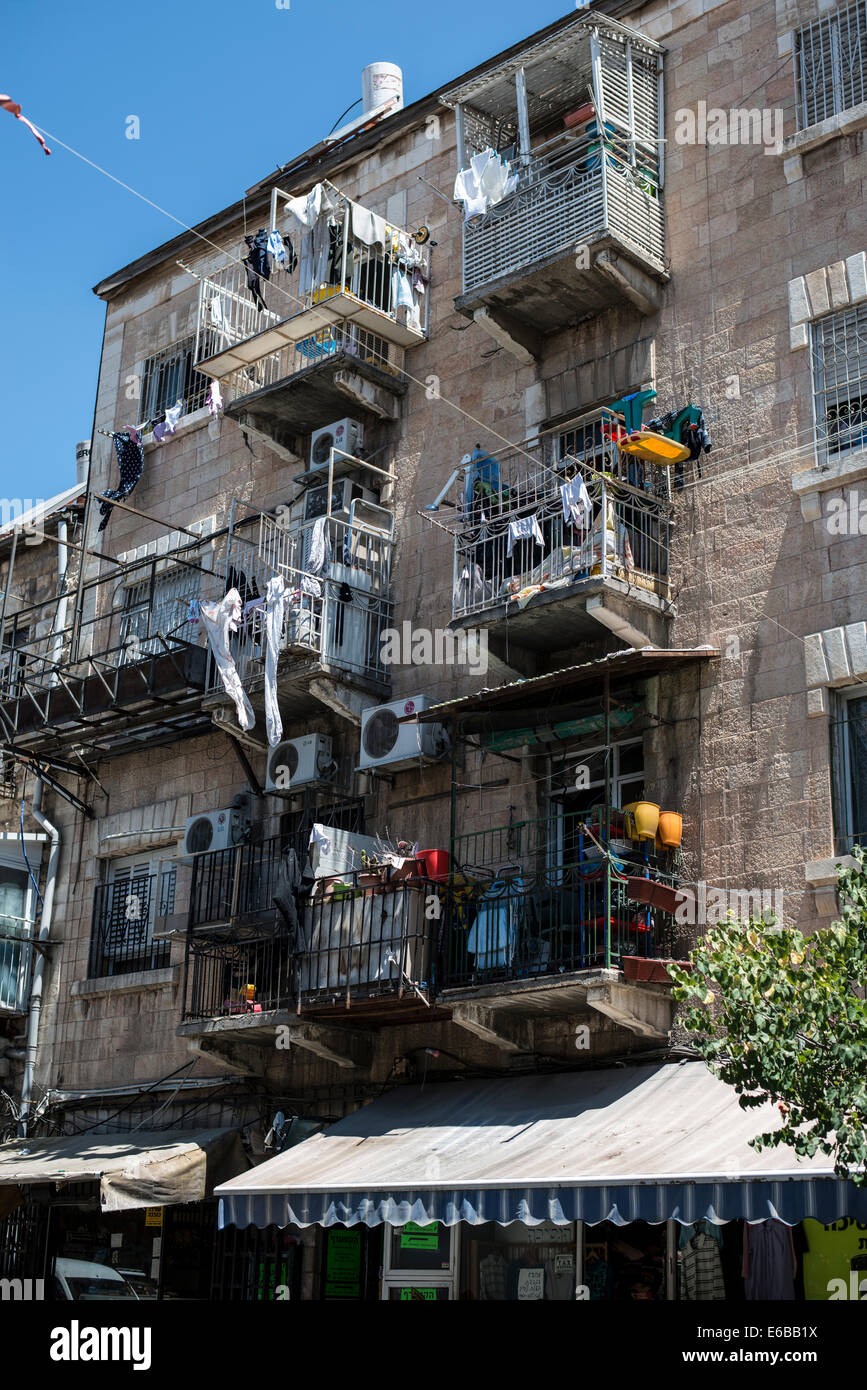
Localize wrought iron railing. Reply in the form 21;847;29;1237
295;876;440;1005
88;871;174;979
183;932;293;1021
188;835;291;931
795;0;867;129
452;414;671;621
461;126;664;299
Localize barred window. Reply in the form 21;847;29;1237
141;335;210;420
795;1;867;129
831;692;867;854
811;304;867;467
88;856;176;978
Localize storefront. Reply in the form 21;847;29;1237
215;1062;867;1302
0;1127;248;1299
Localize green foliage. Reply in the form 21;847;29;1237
668;849;867;1184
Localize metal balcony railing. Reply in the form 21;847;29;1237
296;877;440;1005
88;871;174;979
451;412;672;622
219;491;393;689
445;811;677;986
193;185;429;387
461;125;664;300
188;835;291;931
183;932;293;1022
795;1;867;129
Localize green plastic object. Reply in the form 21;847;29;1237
607;389;657;432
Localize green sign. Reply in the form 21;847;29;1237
325;1229;362;1297
399;1286;438;1300
399;1222;440;1251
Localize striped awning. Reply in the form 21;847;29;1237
215;1062;865;1230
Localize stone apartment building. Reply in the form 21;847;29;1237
0;0;865;1302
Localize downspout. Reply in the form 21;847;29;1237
18;779;60;1137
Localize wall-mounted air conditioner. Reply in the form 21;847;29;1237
358;695;449;772
265;734;334;794
303;478;376;523
183;808;250;856
309;419;364;470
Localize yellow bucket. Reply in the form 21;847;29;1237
618;431;691;466
657;811;683;848
622;801;660;841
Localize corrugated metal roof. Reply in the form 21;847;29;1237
215;1062;864;1228
403;647;720;723
0;485;85;546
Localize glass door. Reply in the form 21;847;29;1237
381;1222;460;1300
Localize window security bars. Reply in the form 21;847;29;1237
811;304;867;466
141;336;211;419
795;1;867;129
88;868;175;978
831;693;867;854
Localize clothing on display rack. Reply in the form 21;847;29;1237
263;575;289;748
199;588;255;732
98;429;144;531
478;1251;508;1300
680;1227;725;1300
743;1220;796;1300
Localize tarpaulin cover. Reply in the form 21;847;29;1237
215;1063;866;1229
0;1128;249;1211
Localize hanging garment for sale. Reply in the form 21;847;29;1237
199;588;255;732
263;575;289;747
98;429;144;531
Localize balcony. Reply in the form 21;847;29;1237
192;183;428;445
438;409;673;656
180;836;444;1036
439;14;666;350
207;493;393;726
0;533;215;760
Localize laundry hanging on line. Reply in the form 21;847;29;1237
199;589;255;732
560;473;593;529
453;148;518;221
207;381;223;416
267;228;297;273
1;94;50;155
506;514;545;556
263;576;289;748
153;399;184;443
97;429;145;531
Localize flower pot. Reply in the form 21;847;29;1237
624;876;681;915
622;955;690;984
564;102;595;128
657;812;683;849
622;801;660;841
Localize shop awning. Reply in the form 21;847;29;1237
0;1128;249;1212
215;1063;865;1229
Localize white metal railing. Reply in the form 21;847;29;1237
218;460;395;687
194;187;429;386
795;0;867;129
461;125;664;298
451;411;671;621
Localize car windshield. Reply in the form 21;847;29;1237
66;1275;137;1300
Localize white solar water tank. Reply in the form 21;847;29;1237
362;63;403;117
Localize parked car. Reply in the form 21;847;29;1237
53;1257;139;1300
117;1267;158;1299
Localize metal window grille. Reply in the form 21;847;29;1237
120;566;202;660
88;866;175;978
795;1;867;128
141;335;210;419
831;692;867;853
811;304;867;466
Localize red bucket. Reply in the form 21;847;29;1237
417;848;450;882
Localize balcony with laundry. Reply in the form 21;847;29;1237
424;395;711;661
191;181;430;449
204;470;394;733
179;829;449;1058
438;13;666;356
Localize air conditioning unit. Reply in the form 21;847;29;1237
304;478;376;523
265;734;335;794
309;419;364;470
183;808;250;856
358;695;449;772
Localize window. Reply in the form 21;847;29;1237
120;567;202;661
811;304;867;466
831;691;867;853
88;854;176;978
795;1;867;129
141;336;210;420
0;625;29;699
0;860;38;1013
550;737;645;867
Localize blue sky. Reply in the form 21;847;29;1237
2;0;576;502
